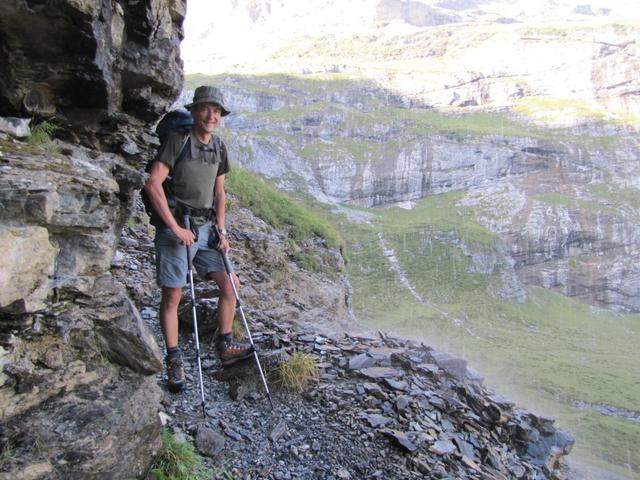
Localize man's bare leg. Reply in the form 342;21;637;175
160;287;183;348
160;286;185;392
208;271;239;334
209;271;253;365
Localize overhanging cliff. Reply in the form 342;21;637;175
0;1;186;477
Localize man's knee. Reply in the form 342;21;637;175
161;287;182;307
221;274;239;298
209;272;239;298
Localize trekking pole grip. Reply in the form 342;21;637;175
221;251;233;275
182;206;192;229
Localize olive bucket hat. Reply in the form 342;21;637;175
185;86;231;116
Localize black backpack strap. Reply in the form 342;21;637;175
213;136;221;165
173;134;191;172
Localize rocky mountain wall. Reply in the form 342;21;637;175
0;0;187;477
200;74;640;312
0;0;185;150
0;133;167;480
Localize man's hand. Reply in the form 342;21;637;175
217;231;230;254
172;226;196;246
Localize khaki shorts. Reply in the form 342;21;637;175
154;222;233;288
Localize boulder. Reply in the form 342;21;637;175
0;226;56;313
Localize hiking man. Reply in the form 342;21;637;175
145;86;253;393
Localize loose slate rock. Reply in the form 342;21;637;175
363;414;392;428
384;378;409;391
195;425;225;458
359;367;402;379
362;382;386;398
114;213;574;480
269;419;288;443
381;429;418;452
430;440;457;456
348;353;377;370
396;395;410;414
430;350;468;381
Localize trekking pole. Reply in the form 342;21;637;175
219;247;274;410
183;211;207;418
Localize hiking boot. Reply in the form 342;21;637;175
216;336;254;366
166;354;185;393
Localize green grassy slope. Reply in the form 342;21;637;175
338;196;640;479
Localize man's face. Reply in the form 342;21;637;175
192;103;222;136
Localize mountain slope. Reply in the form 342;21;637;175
181;71;640;479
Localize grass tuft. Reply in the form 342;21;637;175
231;320;246;342
27;120;59;152
148;429;212;480
270;351;318;392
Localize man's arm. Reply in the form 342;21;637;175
144;161;195;245
213;174;229;253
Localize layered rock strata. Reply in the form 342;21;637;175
0;0;185;150
0;0;187;477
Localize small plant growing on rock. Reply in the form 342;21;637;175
232;319;245;341
27;120;59;152
148;429;212;480
270;351;318;392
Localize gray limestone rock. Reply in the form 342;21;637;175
0;0;184;149
0;226;56;313
195;425;226;458
0;117;30;138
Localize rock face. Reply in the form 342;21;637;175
198;73;640;312
0;136;166;479
0;0;187;477
376;0;461;27
0;0;185;150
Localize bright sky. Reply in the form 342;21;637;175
181;0;640;74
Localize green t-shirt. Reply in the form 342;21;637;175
155;129;230;210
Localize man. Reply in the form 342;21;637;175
145;86;253;393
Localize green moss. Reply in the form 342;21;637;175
514;96;638;130
226;168;342;249
148;430;212;480
534;192;624;217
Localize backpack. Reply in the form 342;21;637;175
140;110;193;227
